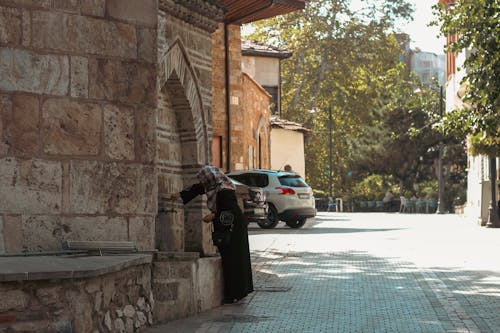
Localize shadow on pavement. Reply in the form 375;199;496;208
249;249;500;332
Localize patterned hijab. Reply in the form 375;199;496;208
196;165;235;211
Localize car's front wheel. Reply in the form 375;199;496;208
285;217;307;229
258;205;279;229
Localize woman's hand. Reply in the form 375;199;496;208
203;213;215;223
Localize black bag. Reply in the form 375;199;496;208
212;228;231;247
212;210;234;246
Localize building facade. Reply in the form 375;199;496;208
438;0;499;224
0;0;306;330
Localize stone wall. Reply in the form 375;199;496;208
0;0;158;252
152;253;222;324
0;263;153;333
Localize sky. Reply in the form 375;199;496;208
401;0;446;54
243;0;446;55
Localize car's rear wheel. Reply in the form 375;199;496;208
286;217;307;229
258;205;279;229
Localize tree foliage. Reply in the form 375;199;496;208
245;0;414;194
350;65;442;194
433;0;500;156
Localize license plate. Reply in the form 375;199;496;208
298;194;309;199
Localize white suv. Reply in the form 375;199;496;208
227;169;316;228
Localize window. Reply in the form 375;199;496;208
279;175;308;188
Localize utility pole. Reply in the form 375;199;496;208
437;86;446;214
486;157;499;227
329;104;333;199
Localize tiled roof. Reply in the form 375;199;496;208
270;116;311;134
242;39;292;59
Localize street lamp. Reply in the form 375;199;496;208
328;104;333;199
436;85;446;214
486;157;499;227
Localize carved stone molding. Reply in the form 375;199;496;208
159;0;225;32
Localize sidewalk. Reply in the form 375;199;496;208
146;213;500;333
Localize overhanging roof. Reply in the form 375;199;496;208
221;0;306;24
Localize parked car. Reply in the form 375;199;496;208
227;169;316;229
231;178;268;224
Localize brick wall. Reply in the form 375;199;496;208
0;0;158;252
211;24;271;171
242;73;271;169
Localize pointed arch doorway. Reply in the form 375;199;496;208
155;39;214;255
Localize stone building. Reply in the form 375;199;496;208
0;0;305;331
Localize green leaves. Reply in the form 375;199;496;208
433;0;500;156
245;0;417;194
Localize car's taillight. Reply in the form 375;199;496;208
276;186;296;195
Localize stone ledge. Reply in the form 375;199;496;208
155;251;201;262
0;253;152;282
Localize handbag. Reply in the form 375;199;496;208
212;228;231;247
211;210;234;247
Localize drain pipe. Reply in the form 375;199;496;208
224;23;231;171
224;1;274;172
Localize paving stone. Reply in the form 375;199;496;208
144;213;500;333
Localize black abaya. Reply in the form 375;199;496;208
180;185;254;303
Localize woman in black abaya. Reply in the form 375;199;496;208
171;165;254;303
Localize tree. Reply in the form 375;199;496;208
433;0;500;156
245;0;414;194
350;65;442;194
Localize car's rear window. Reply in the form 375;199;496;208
278;175;308;188
229;173;269;187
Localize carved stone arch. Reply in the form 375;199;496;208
156;38;213;255
159;38;210;166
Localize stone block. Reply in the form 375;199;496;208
0;216;4;253
71;293;92;333
196;257;223;311
138;28;156;63
129;216;154;250
1;94;40;155
89;59;156;106
70;56;88;98
0;157;62;214
22;10;31;46
107;0;157;27
42;98;102;156
32;11;137;59
21;215;64;251
0;289;29;311
1;215;22;253
61;216;128;242
53;0;79;13
104;104;135;160
0;0;51;9
80;0;105;17
69;161;155;215
135;106;156;163
0;47;69;95
0;93;11;156
36;285;64;306
0;6;22;45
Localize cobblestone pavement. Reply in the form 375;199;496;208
146;213;500;333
